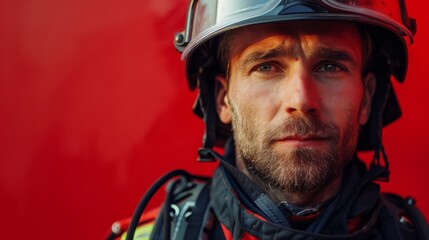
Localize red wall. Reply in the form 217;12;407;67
0;0;427;239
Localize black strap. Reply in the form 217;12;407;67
149;178;213;239
209;216;227;240
183;183;212;239
126;170;191;240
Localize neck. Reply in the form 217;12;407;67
236;158;343;208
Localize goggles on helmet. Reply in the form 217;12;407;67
175;0;416;63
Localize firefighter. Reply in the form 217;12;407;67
108;0;428;239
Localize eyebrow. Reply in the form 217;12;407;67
315;46;358;66
240;46;289;68
239;45;358;68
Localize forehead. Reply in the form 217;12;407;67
228;21;362;61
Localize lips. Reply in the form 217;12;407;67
273;134;330;147
276;135;328;141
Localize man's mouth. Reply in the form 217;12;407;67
273;135;329;147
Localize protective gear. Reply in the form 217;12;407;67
107;140;429;239
173;0;417;165
106;2;426;239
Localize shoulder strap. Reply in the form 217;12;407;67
150;177;217;240
183;183;212;239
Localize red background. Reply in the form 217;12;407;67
0;0;427;239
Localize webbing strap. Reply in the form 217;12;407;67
183;183;212;239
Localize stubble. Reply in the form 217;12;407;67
230;101;359;194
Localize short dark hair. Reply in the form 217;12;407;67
216;29;237;81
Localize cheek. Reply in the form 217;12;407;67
320;82;364;123
230;81;281;123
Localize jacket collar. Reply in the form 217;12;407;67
209;139;395;239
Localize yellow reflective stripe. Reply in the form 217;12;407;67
121;223;154;240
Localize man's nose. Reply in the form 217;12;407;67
282;68;321;116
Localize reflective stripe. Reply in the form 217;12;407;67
121;222;154;240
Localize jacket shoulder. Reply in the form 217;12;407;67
381;193;429;240
106;174;213;240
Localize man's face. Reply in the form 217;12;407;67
216;21;375;194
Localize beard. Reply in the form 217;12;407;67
231;102;359;194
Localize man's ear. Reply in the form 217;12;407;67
215;74;232;124
359;72;377;125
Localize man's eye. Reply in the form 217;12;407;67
317;64;343;72
256;64;273;72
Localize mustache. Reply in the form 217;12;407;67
266;115;339;141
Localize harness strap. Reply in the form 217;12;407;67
183;183;212;239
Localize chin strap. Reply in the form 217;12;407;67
190;42;220;162
370;145;390;182
197;74;217;162
369;60;393;182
